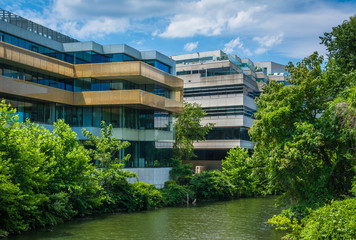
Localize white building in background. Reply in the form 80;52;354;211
171;50;286;169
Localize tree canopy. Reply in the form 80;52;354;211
249;52;355;206
320;15;356;72
173;102;214;161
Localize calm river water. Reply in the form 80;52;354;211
12;197;285;240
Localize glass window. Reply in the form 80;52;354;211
93;106;102;127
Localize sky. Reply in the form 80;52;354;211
1;0;356;65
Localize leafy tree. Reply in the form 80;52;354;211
320;15;356;72
82;121;131;169
82;121;137;212
222;147;258;197
173;102;214;161
249;52;356;206
0;101;103;234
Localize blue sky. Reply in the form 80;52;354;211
1;0;356;65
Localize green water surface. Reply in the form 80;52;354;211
12;197;285;240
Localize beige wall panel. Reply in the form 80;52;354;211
0;76;73;105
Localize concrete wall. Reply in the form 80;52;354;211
126;167;172;189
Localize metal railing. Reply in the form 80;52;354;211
0;8;78;43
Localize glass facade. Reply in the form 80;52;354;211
175;56;213;65
0;94;172;130
206;127;250;141
184;84;259;98
202;105;256;118
124;141;172;168
0;32;172;73
193;149;230;161
0;63;172;98
144;60;171;74
177;67;239;77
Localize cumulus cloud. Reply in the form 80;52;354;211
227;6;266;30
160;0;264;38
60;18;130;39
252;33;284;54
184;41;199;51
253;33;284;48
223;37;252;56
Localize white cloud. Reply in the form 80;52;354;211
255;47;267;54
223;37;252;56
151;30;159;36
184;41;199;51
227;6;266;30
223;37;243;54
160;0;264;38
252;33;284;54
60;18;130;39
253;33;284;48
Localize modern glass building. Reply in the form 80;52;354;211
171;50;285;170
0;9;183;174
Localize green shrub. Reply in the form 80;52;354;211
169;158;193;185
190;170;234;201
164;180;177;188
162;183;195;206
131;182;163;211
300;198;356;240
268;214;302;240
96;168;137;213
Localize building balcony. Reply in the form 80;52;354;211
0;75;183;113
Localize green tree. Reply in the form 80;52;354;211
0;101;103;234
222;147;258;197
249;52;356;206
82;121;131;169
173;102;214;161
320;15;356;72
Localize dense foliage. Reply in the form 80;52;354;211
0;101;102;235
161;182;195;206
257;16;356;239
222;147;262;197
249;53;356;208
320;15;356;72
169;158;193;185
300;198;356;239
190;170;235;201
